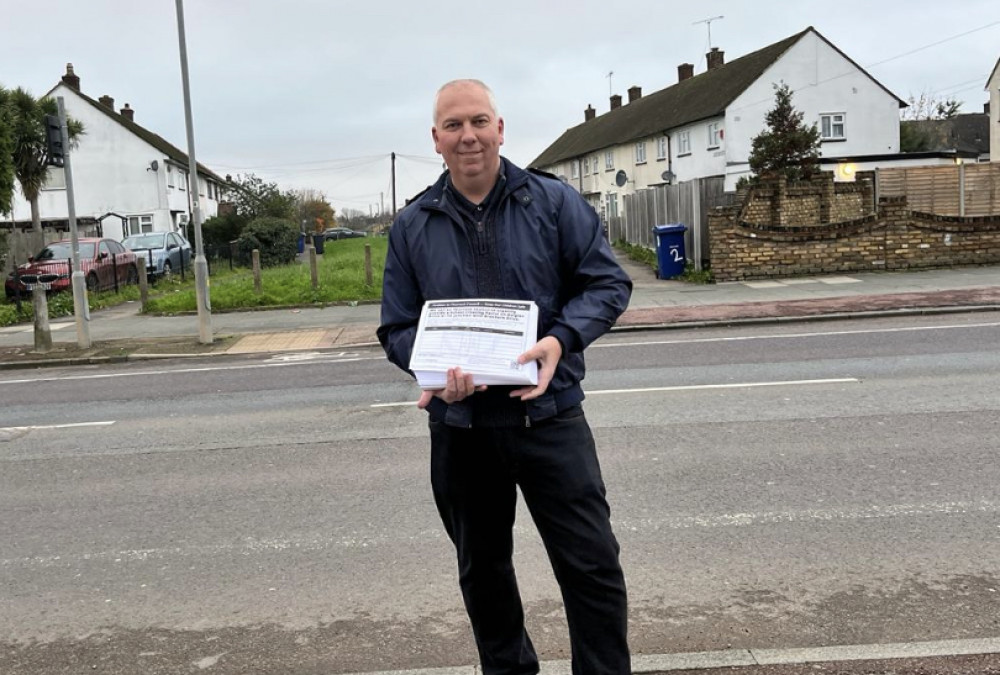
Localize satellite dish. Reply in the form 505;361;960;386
660;170;675;183
148;160;159;172
615;170;627;187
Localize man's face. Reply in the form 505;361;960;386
432;83;504;183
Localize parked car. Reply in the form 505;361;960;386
5;238;139;298
322;227;366;241
122;231;192;280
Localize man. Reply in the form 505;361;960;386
378;79;632;675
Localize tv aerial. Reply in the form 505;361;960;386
693;15;724;48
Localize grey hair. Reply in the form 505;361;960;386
432;79;498;124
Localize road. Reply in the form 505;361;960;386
1;313;998;674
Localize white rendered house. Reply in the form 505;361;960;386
8;64;224;240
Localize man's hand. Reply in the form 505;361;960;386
417;366;487;409
510;335;562;401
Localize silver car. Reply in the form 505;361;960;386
122;232;192;280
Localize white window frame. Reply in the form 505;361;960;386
571;160;580;179
656;136;667;160
677;131;691;156
820;113;846;140
707;122;723;149
166;164;175;188
178;170;187;192
582;156;590;175
605;151;614;171
127;214;154;235
635;141;647;164
605;192;618;218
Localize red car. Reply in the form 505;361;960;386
5;237;139;298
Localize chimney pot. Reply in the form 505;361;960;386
99;94;115;110
584;104;596;122
61;62;81;91
120;103;134;121
707;47;725;71
628;85;642;103
610;94;622;110
678;63;694;82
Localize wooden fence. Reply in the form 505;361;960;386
877;163;1000;217
607;176;731;269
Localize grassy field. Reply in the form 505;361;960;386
0;237;387;326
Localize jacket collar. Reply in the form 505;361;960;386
421;157;529;213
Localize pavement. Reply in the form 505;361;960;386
3;259;1000;673
3;256;1000;367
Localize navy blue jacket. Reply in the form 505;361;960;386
377;157;632;427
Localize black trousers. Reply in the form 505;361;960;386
429;407;630;675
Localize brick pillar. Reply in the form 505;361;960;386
819;172;834;224
771;175;787;226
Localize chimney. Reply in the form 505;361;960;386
584;104;596;122
120;103;134;121
610;94;622;110
707;47;725;71
985;101;991;115
99;95;115;110
628;85;642;103
61;63;80;91
678;63;694;82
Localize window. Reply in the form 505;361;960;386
583;157;590;175
571;160;579;179
707;122;723;148
166;165;174;188
42;167;66;190
656;136;667;160
605;192;618;218
127;215;154;235
178;170;187;191
605;151;614;171
592;155;599;174
821;113;845;140
634;142;646;164
677;131;691;156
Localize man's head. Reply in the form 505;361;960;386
432;79;504;195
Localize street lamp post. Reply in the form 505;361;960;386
57;96;91;348
174;0;212;344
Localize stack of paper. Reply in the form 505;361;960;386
408;299;539;389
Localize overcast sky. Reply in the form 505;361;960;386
3;1;998;217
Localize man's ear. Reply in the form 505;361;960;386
432;126;441;153
498;117;505;146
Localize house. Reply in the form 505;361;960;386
900;110;990;161
529;27;905;222
7;63;225;240
988;57;1000;162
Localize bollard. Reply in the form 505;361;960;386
137;255;149;308
252;249;262;294
309;244;319;289
365;243;373;287
32;286;53;353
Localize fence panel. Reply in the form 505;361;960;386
878;164;1000;217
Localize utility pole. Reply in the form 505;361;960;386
57;97;91;348
693;15;724;48
174;0;212;344
380;192;384;217
391;152;397;217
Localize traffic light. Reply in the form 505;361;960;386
45;115;64;167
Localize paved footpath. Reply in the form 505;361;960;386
3;261;1000;363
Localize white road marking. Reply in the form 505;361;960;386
0;420;115;433
370;378;859;408
0;355;384;384
3;499;993;569
595;320;1000;349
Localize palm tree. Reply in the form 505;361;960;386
8;87;84;233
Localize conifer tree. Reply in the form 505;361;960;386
748;83;821;181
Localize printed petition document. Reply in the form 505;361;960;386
408;299;539;389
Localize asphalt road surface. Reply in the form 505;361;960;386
1;312;998;674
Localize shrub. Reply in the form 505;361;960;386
202;212;247;250
235;217;298;267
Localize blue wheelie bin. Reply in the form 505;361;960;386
652;224;687;279
297;232;306;254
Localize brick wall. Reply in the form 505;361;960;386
709;185;1000;281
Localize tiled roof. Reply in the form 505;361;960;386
530;26;903;168
50;82;224;182
901;114;990;154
